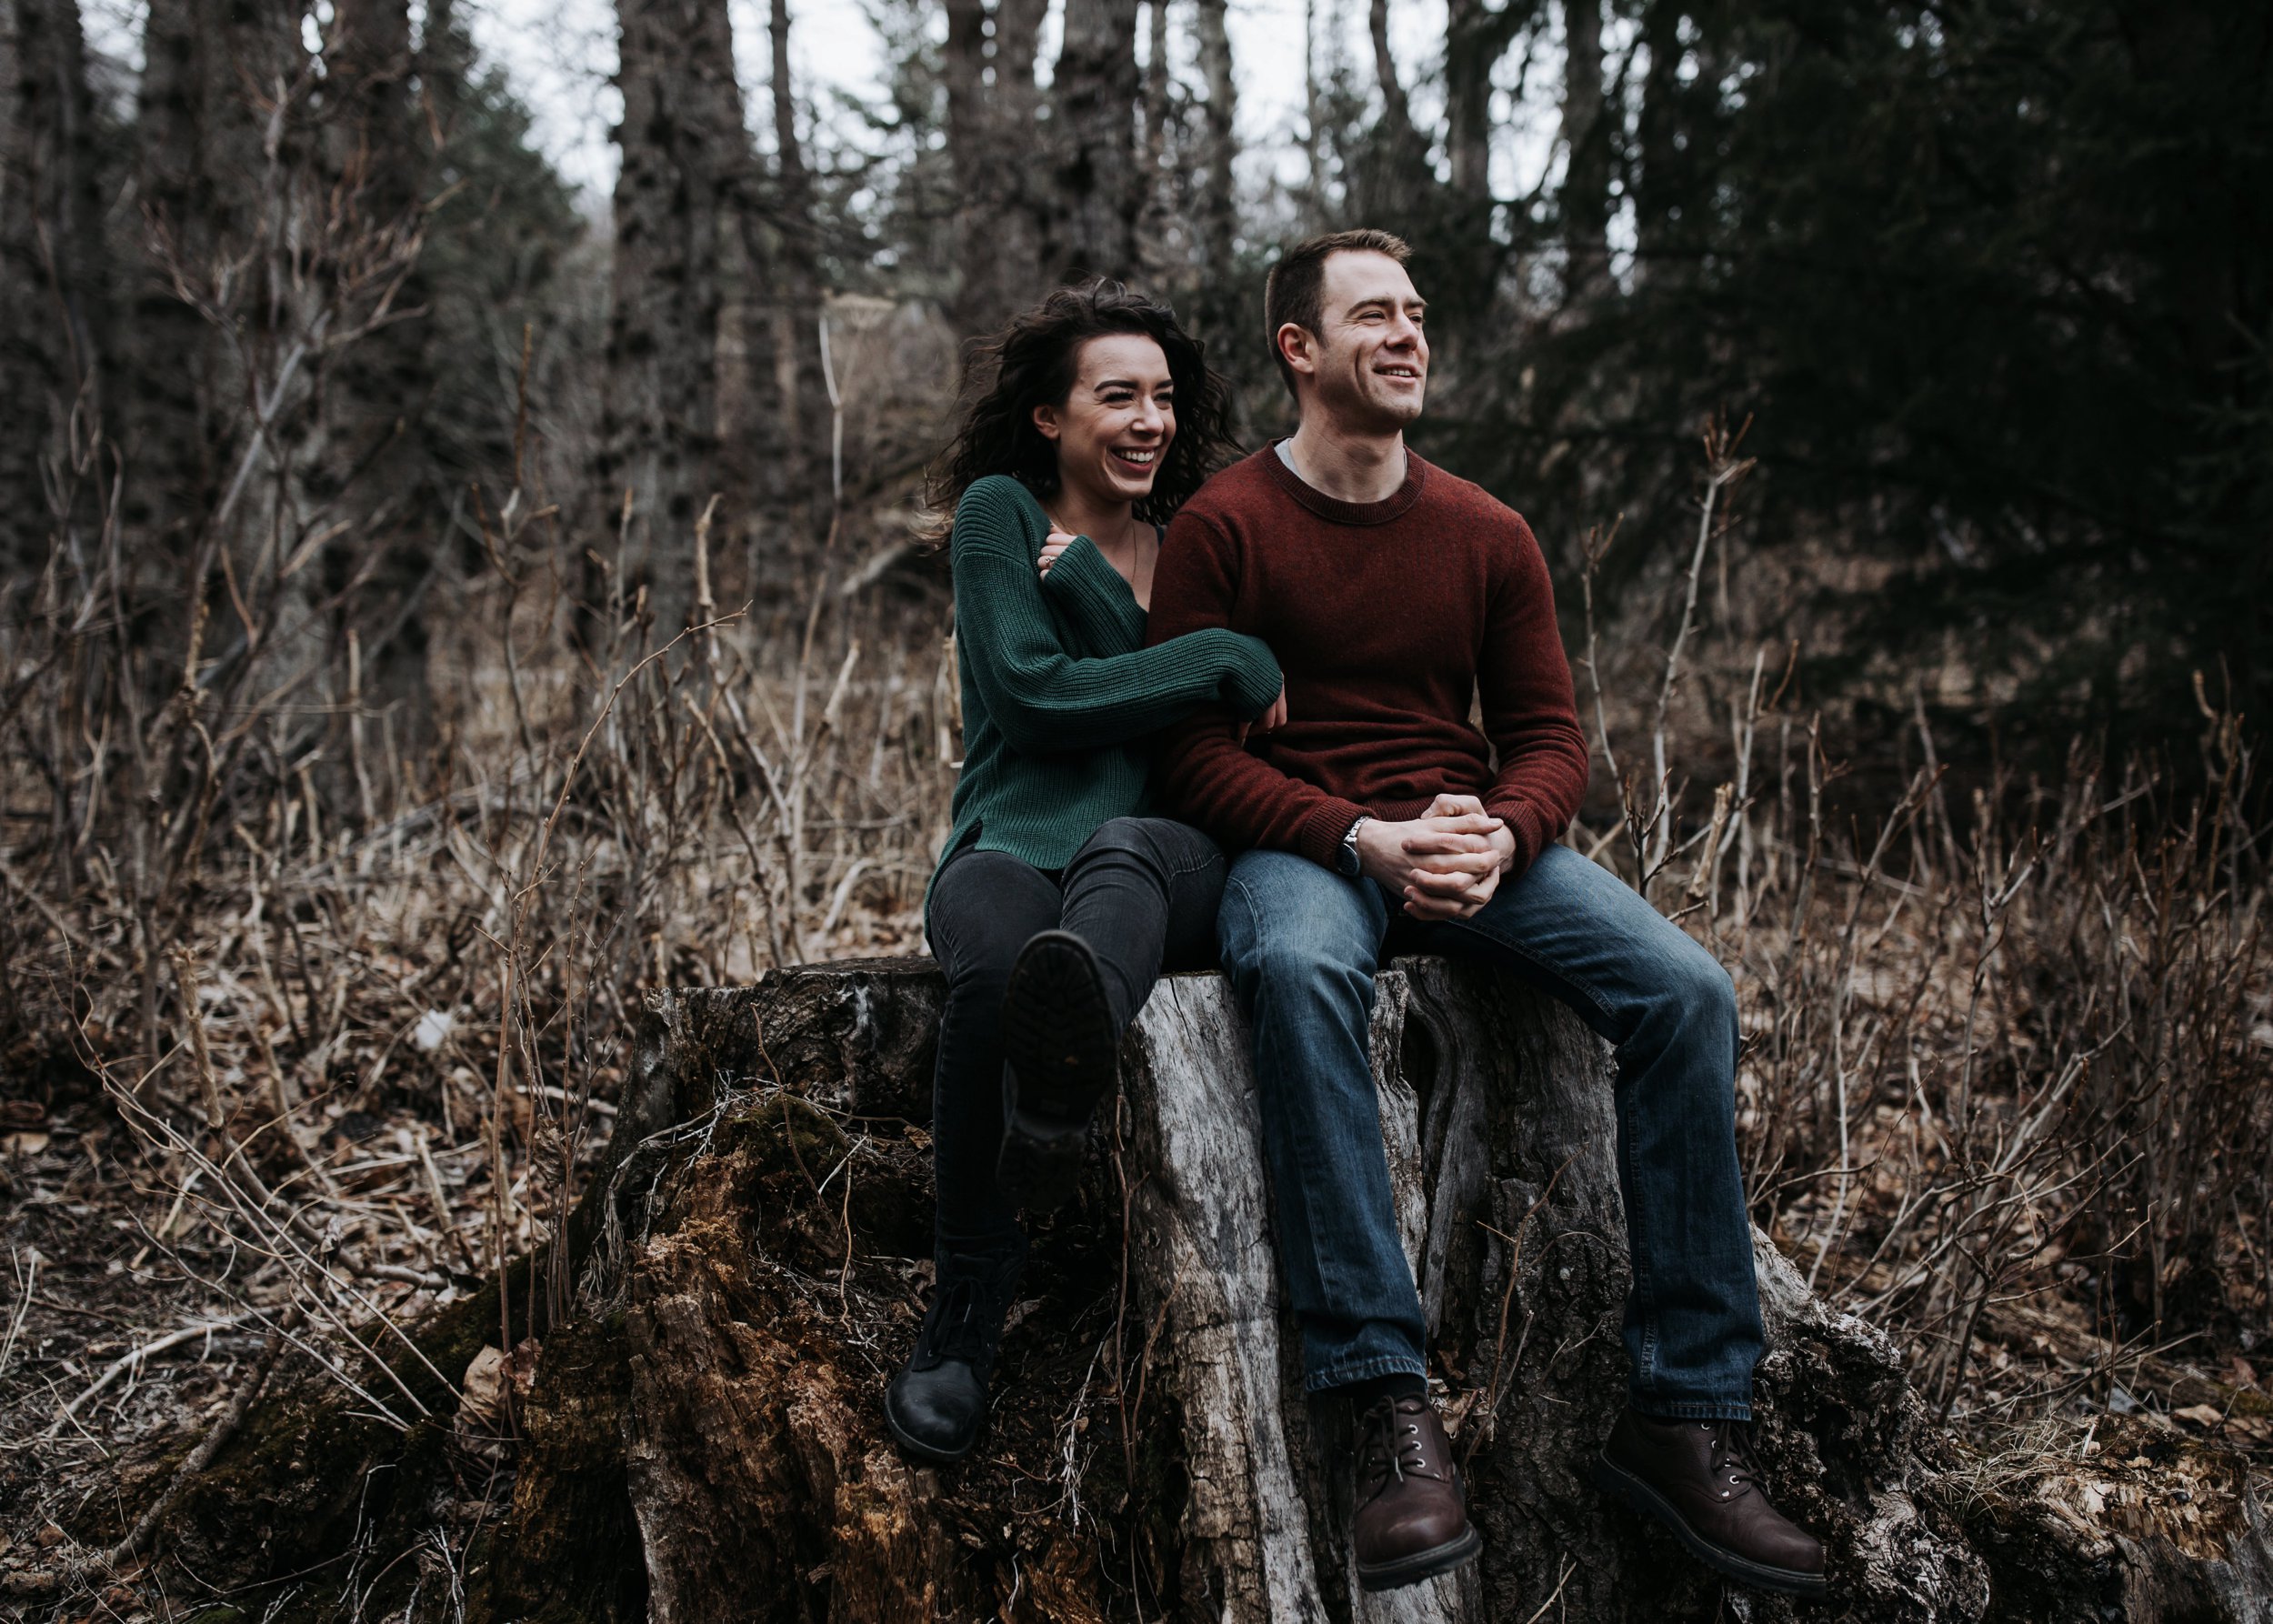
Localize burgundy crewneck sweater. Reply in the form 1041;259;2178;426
1147;444;1591;876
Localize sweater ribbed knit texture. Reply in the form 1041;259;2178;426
931;476;1283;914
1147;446;1591;874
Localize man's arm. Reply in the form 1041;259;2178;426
1147;512;1370;867
1474;515;1592;875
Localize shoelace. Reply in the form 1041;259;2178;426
1702;1418;1760;1501
925;1256;1018;1364
926;1277;985;1362
1358;1398;1441;1493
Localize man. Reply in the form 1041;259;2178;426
1146;230;1826;1598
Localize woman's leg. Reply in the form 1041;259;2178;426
996;818;1226;1208
1054;817;1227;1028
926;847;1065;1257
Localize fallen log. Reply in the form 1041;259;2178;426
128;957;2273;1622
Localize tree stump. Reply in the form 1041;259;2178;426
569;957;2004;1623
147;957;2273;1622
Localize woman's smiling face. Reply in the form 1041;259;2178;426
1032;333;1177;508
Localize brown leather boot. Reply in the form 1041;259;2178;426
1587;1409;1827;1596
1351;1393;1483;1591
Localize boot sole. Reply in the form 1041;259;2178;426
1356;1524;1483;1592
1585;1453;1827;1597
996;930;1118;1214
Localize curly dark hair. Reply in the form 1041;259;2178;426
923;280;1240;546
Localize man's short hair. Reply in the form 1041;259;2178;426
1263;228;1413;397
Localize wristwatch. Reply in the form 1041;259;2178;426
1336;815;1369;878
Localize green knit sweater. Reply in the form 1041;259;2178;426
930;475;1282;915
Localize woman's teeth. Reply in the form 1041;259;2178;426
1112;447;1157;466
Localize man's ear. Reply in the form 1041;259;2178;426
1031;403;1062;442
1275;322;1317;381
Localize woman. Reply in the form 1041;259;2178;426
887;282;1284;1464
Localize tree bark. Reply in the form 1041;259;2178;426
1633;0;1685;273
315;0;436;734
1049;0;1141;284
1557;0;1610;299
597;0;744;635
126;0;302;559
943;0;1048;334
0;0;106;576
763;0;831;564
1188;0;1240;349
138;958;2273;1622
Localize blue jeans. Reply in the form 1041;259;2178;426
1217;843;1764;1419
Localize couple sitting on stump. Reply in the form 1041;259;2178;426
887;229;1827;1599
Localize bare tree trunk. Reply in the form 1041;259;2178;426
1136;0;1172;280
1050;0;1142;283
1189;0;1240;344
943;0;1048;333
1557;0;1610;298
316;0;436;740
1633;0;1686;276
130;0;334;707
764;0;832;570
0;0;106;576
598;0;744;637
1349;0;1432;228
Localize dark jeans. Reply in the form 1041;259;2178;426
1217;843;1765;1419
926;817;1227;1258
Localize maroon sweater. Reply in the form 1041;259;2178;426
1147;445;1591;875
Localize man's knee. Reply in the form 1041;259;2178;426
1219;854;1378;999
1655;935;1737;1040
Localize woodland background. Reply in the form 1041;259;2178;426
0;0;2268;1617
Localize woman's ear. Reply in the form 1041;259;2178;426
1031;403;1062;442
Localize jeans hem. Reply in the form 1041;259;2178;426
1306;1352;1427;1394
1628;1395;1754;1422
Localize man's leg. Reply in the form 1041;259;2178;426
1217;849;1420;1388
1399;842;1760;1413
1219;850;1481;1592
1399;844;1824;1594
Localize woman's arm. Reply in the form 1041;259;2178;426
1038;532;1142;656
952;479;1281;756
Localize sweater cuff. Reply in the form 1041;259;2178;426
1298;797;1373;870
1039;535;1136;650
1217;633;1284;721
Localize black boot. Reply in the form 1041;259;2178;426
885;1248;1024;1464
996;929;1121;1213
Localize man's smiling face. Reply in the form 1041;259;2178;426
1303;249;1429;433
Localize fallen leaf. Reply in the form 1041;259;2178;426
2174;1403;2226;1429
2;1132;48;1157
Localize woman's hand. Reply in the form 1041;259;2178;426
1037;526;1078;577
1236;681;1288;744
